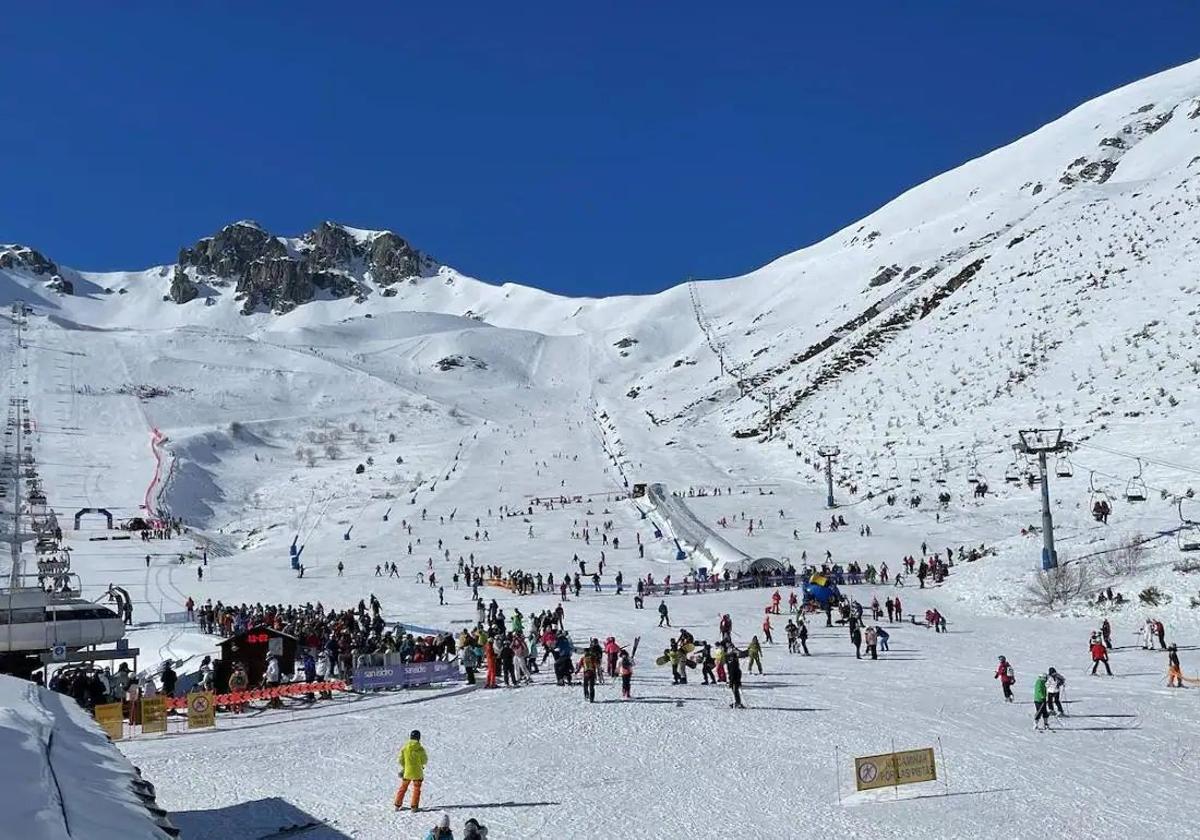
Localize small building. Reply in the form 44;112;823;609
214;626;297;692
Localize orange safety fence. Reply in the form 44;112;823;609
162;680;348;710
484;578;514;590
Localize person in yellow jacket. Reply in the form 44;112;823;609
394;730;428;811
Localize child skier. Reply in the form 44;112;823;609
395;730;428;811
995;656;1015;702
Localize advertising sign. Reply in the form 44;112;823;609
352;661;459;691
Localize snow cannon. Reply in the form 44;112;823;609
802;574;840;607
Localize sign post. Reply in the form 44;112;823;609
94;702;125;741
141;696;168;734
186;691;216;730
854;747;937;793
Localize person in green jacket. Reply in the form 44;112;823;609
395;730;428;810
747;636;764;675
1033;674;1051;731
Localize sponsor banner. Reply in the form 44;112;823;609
94;702;124;741
186;691;216;729
353;661;459;691
141;696;168;734
162;611;191;624
855;748;937;791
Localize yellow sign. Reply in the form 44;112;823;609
94;702;124;741
854;748;937;791
141;696;168;734
186;691;216;730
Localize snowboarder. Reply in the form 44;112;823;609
394;730;427;811
1167;644;1183;688
995;656;1015;702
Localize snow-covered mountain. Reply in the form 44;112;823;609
4;56;1200;526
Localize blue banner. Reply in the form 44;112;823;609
353;661;460;691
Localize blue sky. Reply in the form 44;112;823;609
3;2;1198;295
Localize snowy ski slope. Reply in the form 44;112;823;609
1;57;1199;840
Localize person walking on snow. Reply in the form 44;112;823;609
618;649;633;699
1033;673;1052;730
995;656;1015;702
725;643;745;708
394;730;427;811
658;600;670;627
1090;636;1112;675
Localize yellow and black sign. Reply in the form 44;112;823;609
141;696;167;734
93;701;125;741
186;691;216;730
854;747;937;791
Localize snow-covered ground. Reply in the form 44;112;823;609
2;57;1200;840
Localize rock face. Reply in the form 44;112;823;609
168;267;199;304
175;220;430;314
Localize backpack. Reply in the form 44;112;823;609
1006;664;1015;684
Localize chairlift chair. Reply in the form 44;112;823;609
1004;462;1020;483
1054;456;1074;479
1125;458;1147;503
1178;499;1200;552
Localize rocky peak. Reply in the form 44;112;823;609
172;220;432;313
0;244;73;295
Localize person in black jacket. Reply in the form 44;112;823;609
724;643;745;709
160;662;178;697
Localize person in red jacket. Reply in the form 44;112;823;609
603;637;621;678
1089;635;1112;675
995;655;1015;701
484;637;498;688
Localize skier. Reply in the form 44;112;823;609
337;561;345;577
746;636;763;675
1033;673;1052;731
1090;636;1112;676
995;655;1015;702
798;618;810;655
1100;618;1113;650
699;642;716;684
1046;667;1066;715
658;600;670;627
394;730;427;811
762;615;774;644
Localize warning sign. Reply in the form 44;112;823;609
186;691;216;730
141;696;167;734
93;702;124;741
854;747;937;791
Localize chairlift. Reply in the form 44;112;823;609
1124;458;1147;503
1178;499;1200;552
888;460;900;483
1054;456;1074;479
1004;462;1020;483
